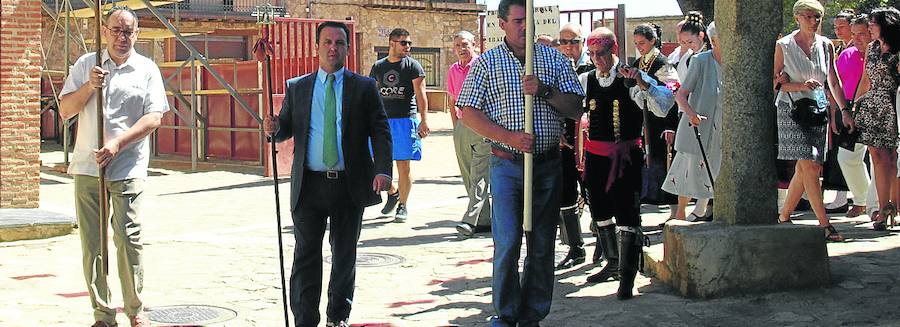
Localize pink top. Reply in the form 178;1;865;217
447;55;479;118
836;46;865;100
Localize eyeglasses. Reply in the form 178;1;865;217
799;13;822;21
558;38;582;45
392;40;413;47
107;28;136;38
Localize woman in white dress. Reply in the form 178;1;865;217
661;12;717;221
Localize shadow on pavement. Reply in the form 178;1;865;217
358;232;458;248
158;179;289;196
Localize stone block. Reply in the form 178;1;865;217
0;209;75;242
644;220;830;298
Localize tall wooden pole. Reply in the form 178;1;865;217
253;7;290;324
523;0;535;232
94;0;109;276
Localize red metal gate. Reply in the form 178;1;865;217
153;18;357;176
264;18;358;176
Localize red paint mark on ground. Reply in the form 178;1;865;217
56;291;89;298
350;323;394;327
387;299;436;308
11;274;55;280
428;277;467;286
456;258;492;266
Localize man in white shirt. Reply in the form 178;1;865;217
58;7;168;327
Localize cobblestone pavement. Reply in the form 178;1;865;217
3;112;900;327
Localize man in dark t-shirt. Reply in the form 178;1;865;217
369;27;429;223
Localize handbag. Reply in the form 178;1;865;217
782;40;830;128
785;90;828;127
835;70;864;151
835;111;860;150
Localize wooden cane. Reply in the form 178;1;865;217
94;0;109;276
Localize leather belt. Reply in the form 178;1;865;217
490;147;559;162
305;170;344;180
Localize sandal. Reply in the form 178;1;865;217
777;215;792;224
824;225;845;242
658;217;676;227
873;211;887;231
886;204;897;229
686;213;702;222
873;204;895;231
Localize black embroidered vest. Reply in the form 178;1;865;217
585;68;643;142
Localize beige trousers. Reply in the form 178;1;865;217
74;175;144;323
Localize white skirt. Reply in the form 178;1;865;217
661;152;720;199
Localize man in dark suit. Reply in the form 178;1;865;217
263;21;392;327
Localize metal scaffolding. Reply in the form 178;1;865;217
41;0;267;171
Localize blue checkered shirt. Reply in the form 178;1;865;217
455;41;585;154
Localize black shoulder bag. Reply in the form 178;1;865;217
783;41;829;128
835;69;864;151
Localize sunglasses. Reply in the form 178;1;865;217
392;40;413;46
799;13;822;20
558;38;582;45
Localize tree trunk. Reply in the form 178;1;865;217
677;0;715;21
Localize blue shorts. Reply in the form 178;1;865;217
388;117;422;161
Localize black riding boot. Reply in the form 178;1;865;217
617;227;645;300
556;207;586;269
589;221;604;264
586;223;618;283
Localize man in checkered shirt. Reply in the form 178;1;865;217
455;0;584;325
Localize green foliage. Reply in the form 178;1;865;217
782;0;900;35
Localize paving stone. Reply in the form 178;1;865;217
771;311;815;323
838;281;865;289
4;113;900;326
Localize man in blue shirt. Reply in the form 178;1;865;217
264;21;392;327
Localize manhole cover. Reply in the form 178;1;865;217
324;252;405;267
147;305;237;325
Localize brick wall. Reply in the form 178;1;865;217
1;0;43;208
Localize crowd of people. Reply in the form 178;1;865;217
64;0;900;325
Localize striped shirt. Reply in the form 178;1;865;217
456;41;584;154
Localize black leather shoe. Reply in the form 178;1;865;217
555;246;586;270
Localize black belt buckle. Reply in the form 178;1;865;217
326;171;339;179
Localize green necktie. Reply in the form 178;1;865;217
323;74;338;169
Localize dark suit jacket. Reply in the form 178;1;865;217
272;69;392;212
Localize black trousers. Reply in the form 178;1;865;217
289;171;364;327
560;147;581;208
584;149;643;227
